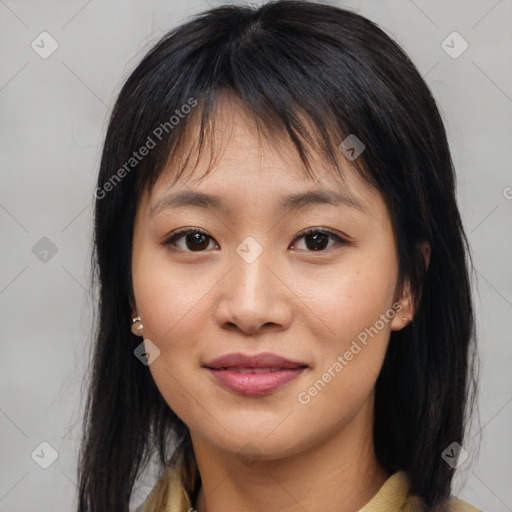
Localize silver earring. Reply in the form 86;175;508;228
131;316;143;335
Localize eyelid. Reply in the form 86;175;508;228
295;226;347;241
165;226;210;240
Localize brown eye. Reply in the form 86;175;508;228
290;228;347;252
162;228;217;252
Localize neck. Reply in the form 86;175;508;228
192;398;389;512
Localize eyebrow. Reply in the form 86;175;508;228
149;189;369;217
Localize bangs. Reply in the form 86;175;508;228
139;88;364;196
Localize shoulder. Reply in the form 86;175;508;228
385;472;483;512
403;495;483;512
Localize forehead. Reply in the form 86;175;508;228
143;94;381;219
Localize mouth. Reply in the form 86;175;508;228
203;352;309;396
208;366;306;373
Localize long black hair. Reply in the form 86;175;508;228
77;1;479;510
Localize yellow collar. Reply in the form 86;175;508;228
138;458;478;512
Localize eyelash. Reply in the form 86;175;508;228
161;226;349;253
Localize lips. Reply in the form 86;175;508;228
204;352;308;370
203;352;309;396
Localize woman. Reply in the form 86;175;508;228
77;1;481;511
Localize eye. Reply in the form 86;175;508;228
290;227;348;252
161;227;349;253
162;227;218;252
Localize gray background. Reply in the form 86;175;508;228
1;0;511;510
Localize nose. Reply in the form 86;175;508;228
214;242;292;335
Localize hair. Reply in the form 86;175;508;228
77;1;479;511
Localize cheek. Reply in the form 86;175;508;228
295;249;399;344
132;244;214;344
131;256;212;421
294;250;398;404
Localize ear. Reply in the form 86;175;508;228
390;241;430;331
390;279;414;331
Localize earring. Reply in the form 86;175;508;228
402;316;410;325
131;315;143;336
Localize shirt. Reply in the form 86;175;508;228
136;455;483;512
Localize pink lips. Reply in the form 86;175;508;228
203;352;308;396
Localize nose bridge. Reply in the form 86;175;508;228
215;233;289;333
231;234;274;303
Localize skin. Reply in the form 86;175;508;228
131;95;426;512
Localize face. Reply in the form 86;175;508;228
131;97;412;463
